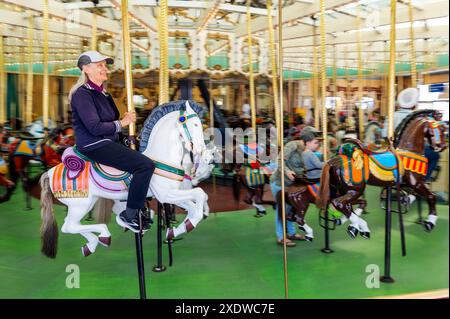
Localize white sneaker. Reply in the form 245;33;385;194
408;194;416;205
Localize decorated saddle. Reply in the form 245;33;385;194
239;142;276;187
52;147;131;198
10;139;43;158
338;143;404;184
52;146;185;198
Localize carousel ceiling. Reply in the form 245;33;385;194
0;0;448;77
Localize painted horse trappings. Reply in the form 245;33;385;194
40;101;212;258
318;110;447;238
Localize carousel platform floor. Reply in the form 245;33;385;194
0;185;448;299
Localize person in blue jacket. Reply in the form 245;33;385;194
69;51;155;232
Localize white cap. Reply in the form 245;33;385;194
397;88;419;109
77;51;114;70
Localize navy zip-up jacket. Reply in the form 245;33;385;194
71;82;122;152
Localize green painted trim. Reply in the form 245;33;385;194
154;160;185;177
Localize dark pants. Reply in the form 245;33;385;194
81;142;155;210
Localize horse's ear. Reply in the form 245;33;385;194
185;101;194;114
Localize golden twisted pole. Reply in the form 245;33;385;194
26;16;34;124
320;0;328;161
42;0;49;128
356;6;364;141
267;0;281;145
408;0;417;87
0;27;5;124
246;0;256;135
312;16;319;130
333;44;339;126
158;0;169;104
387;0;397;139
121;0;136;148
92;13;98;51
277;0;289;300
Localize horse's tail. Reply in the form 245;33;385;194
318;163;331;209
232;173;241;203
40;171;58;258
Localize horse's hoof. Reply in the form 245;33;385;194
424;222;434;232
82;245;92;257
305;236;313;242
203;214;208;220
99;236;111;247
347;226;358;239
167;228;175;240
360;232;371;239
335;219;342;226
254;213;264;218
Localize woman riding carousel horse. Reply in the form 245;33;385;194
40;51;211;257
68;51;155;232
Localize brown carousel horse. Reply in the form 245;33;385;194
0;124;15;202
317;110;447;239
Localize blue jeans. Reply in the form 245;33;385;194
424;144;440;181
270;181;296;241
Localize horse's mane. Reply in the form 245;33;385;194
139;100;205;152
394;109;439;147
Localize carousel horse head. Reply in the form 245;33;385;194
425;113;447;152
395;110;447;153
190;145;216;186
177;101;206;156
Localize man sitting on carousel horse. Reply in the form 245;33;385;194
69;51;155;232
270;126;324;247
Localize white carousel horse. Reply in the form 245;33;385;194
40;101;211;258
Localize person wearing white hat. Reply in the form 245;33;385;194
68;51;155;232
382;87;419;137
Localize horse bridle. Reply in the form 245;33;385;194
427;118;445;151
178;109;201;175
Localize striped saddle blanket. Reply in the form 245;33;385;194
52;146;184;198
339;148;404;184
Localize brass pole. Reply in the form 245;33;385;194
42;0;49;128
312;16;319;130
356;6;364;140
158;0;169;104
26;16;34;124
333;44;339;128
209;78;216;198
121;0;136;148
383;41;389;116
387;0;397;139
320;0;328;161
92;14;98;51
277;0;289;300
0;27;5;123
246;0;256;135
345;46;352;125
408;0;417;87
267;0;281;145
